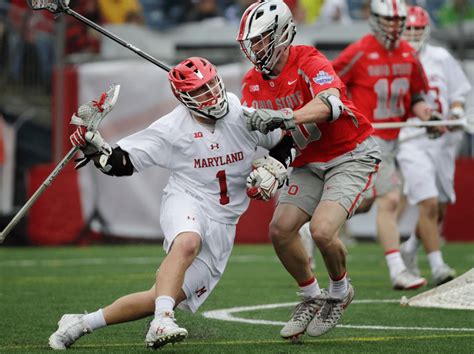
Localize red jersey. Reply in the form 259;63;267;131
332;34;429;140
241;45;373;166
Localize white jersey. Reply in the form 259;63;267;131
399;44;472;142
117;92;281;224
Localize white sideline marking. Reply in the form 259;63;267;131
202;301;474;332
0;255;276;267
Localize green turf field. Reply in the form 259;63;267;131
1;242;473;353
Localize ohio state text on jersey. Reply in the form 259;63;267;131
241;45;373;166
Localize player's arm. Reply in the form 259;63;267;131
70;126;134;176
244;88;345;133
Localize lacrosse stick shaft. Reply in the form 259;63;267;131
373;119;465;129
65;8;171;72
0;146;79;243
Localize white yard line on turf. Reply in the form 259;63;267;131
202;302;474;332
0;255;279;267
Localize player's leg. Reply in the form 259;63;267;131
306;149;379;337
299;222;316;270
375;138;426;290
270;167;324;341
145;191;207;349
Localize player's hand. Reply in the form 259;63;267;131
244;108;295;134
426;111;447;139
447;106;464;132
246;166;279;201
70;127;112;169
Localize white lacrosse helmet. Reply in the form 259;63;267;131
169;57;229;120
236;0;296;75
402;6;430;52
370;0;408;50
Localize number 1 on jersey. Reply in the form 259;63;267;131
216;170;230;205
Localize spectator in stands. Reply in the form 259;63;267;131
98;0;145;25
299;0;324;24
7;0;54;87
186;0;222;23
66;0;101;54
318;0;352;24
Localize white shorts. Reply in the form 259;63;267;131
396;131;462;205
160;188;235;313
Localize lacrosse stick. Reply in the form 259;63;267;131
0;84;121;244
372;114;474;134
26;0;171;72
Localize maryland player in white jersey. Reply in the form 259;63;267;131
397;6;472;285
48;57;291;350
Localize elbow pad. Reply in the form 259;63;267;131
317;92;344;122
95;146;134;176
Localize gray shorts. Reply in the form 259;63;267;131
279;137;381;219
367;136;401;197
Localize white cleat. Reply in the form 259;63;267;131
49;314;91;350
392;269;427;290
280;295;323;342
306;284;354;337
145;310;188;349
432;264;456;286
400;241;421;277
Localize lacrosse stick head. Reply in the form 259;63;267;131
70;84;121;132
26;0;70;13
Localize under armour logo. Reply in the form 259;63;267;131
187;216;195;221
195;286;207;297
210;143;220;150
194;132;203;138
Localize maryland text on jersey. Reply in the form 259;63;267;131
193;151;244;168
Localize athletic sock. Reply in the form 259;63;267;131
403;232;420;253
329;272;348;299
385;250;406;279
427;251;444;272
298;277;321;299
83;309;107;330
155;295;175;317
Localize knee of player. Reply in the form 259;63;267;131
419;198;439;220
171;233;201;259
268;221;295;246
311;220;336;247
378;192;400;213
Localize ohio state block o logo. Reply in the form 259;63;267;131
288;185;299;195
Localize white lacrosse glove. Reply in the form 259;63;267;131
70;126;112;169
244;108;295;134
246;166;279;201
246;155;289;201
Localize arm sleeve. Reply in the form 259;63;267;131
116;119;173;172
301;52;346;98
444;53;472;104
331;43;362;84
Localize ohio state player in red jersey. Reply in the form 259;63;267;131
237;0;381;341
332;0;442;291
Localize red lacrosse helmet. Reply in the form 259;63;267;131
402;6;430;52
168;57;229;120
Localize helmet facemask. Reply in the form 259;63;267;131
177;75;228;121
169;57;229;121
237;0;296;75
402;6;431;53
370;13;406;50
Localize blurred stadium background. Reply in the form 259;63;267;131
0;0;473;245
0;1;473;352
